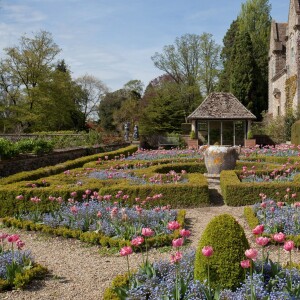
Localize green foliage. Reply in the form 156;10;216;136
0;264;48;291
244;206;259;229
0;138;19;159
194;214;250;290
190;130;196;139
230;31;257;114
218;19;239;92
285;112;296;142
103;273;130;300
247;130;253;139
291;120;300;145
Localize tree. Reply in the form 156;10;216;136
0;30;61;131
218;19;239;91
230;31;257;113
75;74;109;122
198;33;221;95
238;0;271;115
98;89;129;131
139;76;186;136
151;33;220;100
123;79;144;97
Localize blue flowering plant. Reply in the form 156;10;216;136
15;191;179;242
0;233;33;287
253;192;300;235
239;164;299;183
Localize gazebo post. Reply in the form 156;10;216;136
220;121;223;145
207;121;210;145
233;121;236;146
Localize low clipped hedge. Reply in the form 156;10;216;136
2;210;186;250
103;273;130;300
0;145;138;185
0;263;48;291
244;206;300;247
221;170;300;206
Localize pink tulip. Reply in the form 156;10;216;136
240;259;251;269
167;221;181;231
70;206;79;214
131;236;144;247
16;239;25;250
172;237;184;248
277;201;285;207
70;191;77;198
170;251;182;264
97;211;102;218
284;240;295;252
0;233;8;240
252;224;264;235
260;202;267;208
15;195;24;200
142;228;154;237
292;193;297;198
202;246;213;257
245;248;258;260
256;237;270;247
85;189;92;195
120;246;133;256
273;232;285;243
7;234;20;243
180;229;191;238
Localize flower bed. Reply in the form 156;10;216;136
244;193;300;244
105;235;300;299
220;170;300;206
2;192;186;249
0;233;47;291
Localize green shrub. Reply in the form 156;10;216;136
103;273;130;300
0;138;19;159
194;214;249;290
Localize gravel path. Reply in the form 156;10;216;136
1;205;299;300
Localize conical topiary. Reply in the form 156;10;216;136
194;214;249;290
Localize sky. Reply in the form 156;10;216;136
0;0;290;92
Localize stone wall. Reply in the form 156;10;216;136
0;143;130;178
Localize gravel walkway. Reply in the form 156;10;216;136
1;204;299;300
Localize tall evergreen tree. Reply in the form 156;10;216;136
238;0;271;116
230;31;257;114
218;19;239;92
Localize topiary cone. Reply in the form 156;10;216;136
194;214;249;290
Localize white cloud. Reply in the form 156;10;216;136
2;4;47;23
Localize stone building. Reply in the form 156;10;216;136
268;0;300;117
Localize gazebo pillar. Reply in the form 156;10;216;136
191;120;196;133
247;120;251;138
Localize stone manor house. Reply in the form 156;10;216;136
269;0;300;117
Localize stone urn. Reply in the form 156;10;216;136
204;146;239;175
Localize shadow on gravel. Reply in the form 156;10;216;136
209;189;224;206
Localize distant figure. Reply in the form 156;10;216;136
124;122;130;142
133;124;139;140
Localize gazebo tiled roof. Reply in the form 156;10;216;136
187;92;256;120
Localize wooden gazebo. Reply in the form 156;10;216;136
187;92;256;146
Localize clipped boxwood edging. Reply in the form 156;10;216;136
0;263;48;291
243;206;300;247
1;209;186;250
221;170;300;206
103;272;130;300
